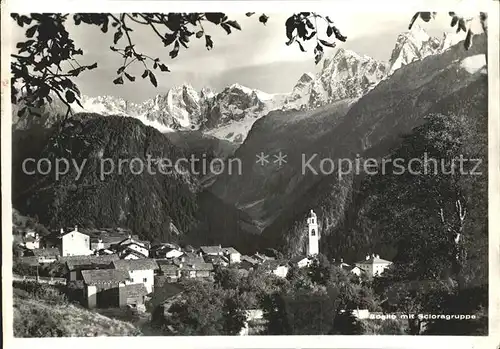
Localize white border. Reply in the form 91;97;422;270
2;1;499;349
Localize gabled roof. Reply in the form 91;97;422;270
222;247;240;255
290;255;310;264
32;248;60;257
175;252;204;265
59;254;118;264
81;269;130;284
122;283;149;297
112;259;159;271
66;255;119;270
116;237;148;247
179;261;214;272
200;245;223;255
356;255;392;265
121;249;148;259
203;255;229;264
61;229;89;238
160;264;179;275
241;255;259;265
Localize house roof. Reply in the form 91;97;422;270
121;249;148;259
81;269;130;284
203;255;229;264
112;259;159;271
241;255;259;265
356;256;392;265
222;247;240;255
59;254;118;264
290;255;309;264
122;283;149;297
175;252;204;265
160;264;179;275
200;245;223;255
179;262;214;272
32;248;60;257
66;255;119;270
61;229;89;238
116;238;148;247
90;235;125;244
262;259;281;270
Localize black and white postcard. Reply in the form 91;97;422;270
1;1;499;348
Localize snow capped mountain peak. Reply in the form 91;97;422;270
14;26;472;146
388;25;442;75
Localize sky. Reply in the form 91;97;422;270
11;12;466;103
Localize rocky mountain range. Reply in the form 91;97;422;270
13;25;461;147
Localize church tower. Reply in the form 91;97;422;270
307;209;319;256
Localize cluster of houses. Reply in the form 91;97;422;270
14;210;393;314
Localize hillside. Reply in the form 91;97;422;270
13;286;141;337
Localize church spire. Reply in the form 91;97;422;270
307;209;319;256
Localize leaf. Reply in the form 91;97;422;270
259;14;269;25
226;20;241;30
419;12;432;22
297;41;306;52
117;66;125;75
319;39;336;48
114;30;123;44
205;35;213;50
88;62;98;70
148;71;158;87
408;12;420;29
450;16;458;27
196;30;204;38
327;26;333;37
457;19;467;33
164;33;176;47
221;23;232;35
170;41;180;59
315;50;324;65
158;63;170;72
26;25;38;38
285;16;296;39
65;90;76;103
285;37;295;46
141;70;149;78
205;13;225;25
325;16;333;24
245;12;255;17
113;76;124;85
464;29;473;50
124;72;136;82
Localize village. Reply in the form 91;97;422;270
13;210;393;334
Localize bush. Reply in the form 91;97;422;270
13;281;68;304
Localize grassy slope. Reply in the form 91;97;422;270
13;288;142;337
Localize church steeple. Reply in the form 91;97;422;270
307;209;319;256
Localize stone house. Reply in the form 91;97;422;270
81;269;131;308
112;259;159;293
29;248;61;263
222;247;241;264
355;254;392;277
60;227;92;257
63;254;119;282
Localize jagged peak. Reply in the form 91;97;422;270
298;72;315;83
227;83;254;93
